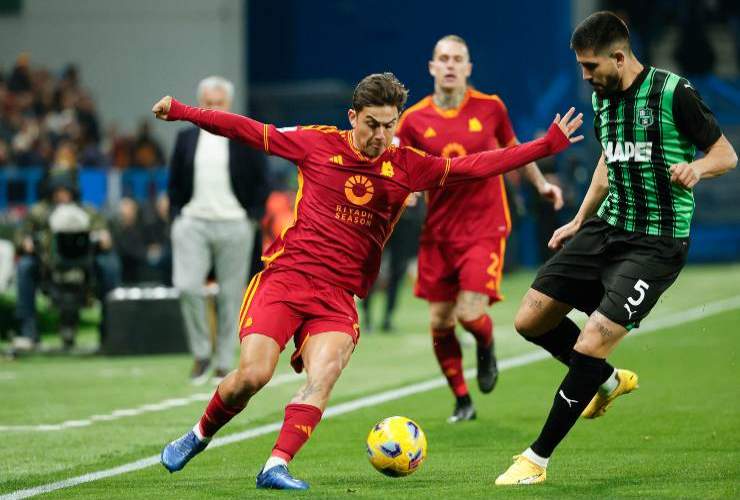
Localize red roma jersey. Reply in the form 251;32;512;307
396;88;518;242
167;98;568;297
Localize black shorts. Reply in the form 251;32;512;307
531;217;689;330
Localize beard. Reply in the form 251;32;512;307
363;140;386;158
591;71;622;97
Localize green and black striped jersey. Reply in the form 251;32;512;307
592;66;721;238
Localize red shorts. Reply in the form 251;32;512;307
238;268;360;373
414;237;507;305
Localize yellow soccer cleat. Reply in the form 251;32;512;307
582;368;639;419
495;455;547;485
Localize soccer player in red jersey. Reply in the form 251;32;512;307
395;35;565;423
152;72;583;490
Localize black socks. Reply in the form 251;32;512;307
530;350;612;458
521;317;581;365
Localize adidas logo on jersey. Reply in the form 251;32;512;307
603;141;653;163
423;127;437;138
329;155;343;165
468;117;483;132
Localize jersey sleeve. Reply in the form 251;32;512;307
405;123;571;191
494;99;518;147
672;79;722;151
167;98;316;163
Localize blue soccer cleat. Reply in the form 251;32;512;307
256;465;309;490
161;430;208;473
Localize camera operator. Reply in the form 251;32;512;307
13;171;121;351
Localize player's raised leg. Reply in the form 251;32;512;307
515;288;623;399
496;311;627;485
429;301;475;423
456;291;497;394
161;333;280;472
256;331;355;490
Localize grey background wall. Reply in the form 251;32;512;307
0;0;246;152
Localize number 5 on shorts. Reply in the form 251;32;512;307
624;279;650;320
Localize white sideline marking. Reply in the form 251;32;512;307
2;295;739;500
0;372;304;432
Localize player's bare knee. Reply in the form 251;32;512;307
514;307;540;338
456;292;486;323
234;365;272;396
430;316;454;330
573;333;598;356
576;317;621;357
429;306;455;330
430;309;455;329
456;305;484;324
514;292;555;337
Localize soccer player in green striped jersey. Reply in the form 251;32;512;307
496;11;737;485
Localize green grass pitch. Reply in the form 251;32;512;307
1;264;739;498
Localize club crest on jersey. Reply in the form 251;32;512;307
637;108;654;127
441;142;467;158
381;161;395;178
468;117;483;132
344;175;374;205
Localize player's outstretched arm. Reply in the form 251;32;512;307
152;95;267;150
669;134;737;189
409;108;583;191
152;95;309;163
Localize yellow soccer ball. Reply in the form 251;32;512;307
366;416;427;477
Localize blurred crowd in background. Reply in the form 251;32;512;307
0;53;165;171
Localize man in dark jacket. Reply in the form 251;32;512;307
168;76;268;384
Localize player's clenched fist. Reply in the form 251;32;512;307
152;96;173;121
669;163;700;189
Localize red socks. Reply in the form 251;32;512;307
198;395;322;464
271;403;323;461
432;327;468;397
459;314;493;348
198;389;245;438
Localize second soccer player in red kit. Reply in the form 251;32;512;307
396;35;565;423
152;72;583;490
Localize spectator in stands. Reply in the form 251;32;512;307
51;139;78;171
168;76;268;384
7;53;31;93
0;138;9;166
0;54;105;169
13;170;120;351
133;120;165;168
105;123;134;169
111;197;148;284
142;193;172;285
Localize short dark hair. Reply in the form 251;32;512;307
571;11;631;55
433;34;470;59
352;72;408;113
